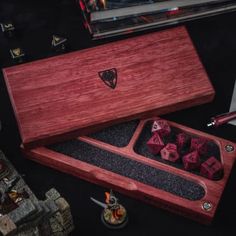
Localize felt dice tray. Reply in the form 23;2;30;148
23;118;236;224
2;26;220;224
3;26;214;149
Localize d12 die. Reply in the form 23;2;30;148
151;119;171;137
160;143;179;162
190;138;208;155
182;151;200;170
200;156;223;180
176;133;190;152
147;133;164;154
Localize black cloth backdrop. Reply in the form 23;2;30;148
0;0;236;235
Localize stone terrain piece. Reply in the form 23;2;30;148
0;215;17;236
8;199;37;225
0;150;74;236
45;189;61;201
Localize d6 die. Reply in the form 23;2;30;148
147;133;164;154
160;143;179;162
190;138;208;155
176;133;190;152
200;156;223;180
182;151;200;170
151;119;171;137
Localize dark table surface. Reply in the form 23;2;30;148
0;1;236;235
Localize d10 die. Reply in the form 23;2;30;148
182;151;200;170
200;156;223;180
147;133;164;154
160;143;179;162
176;133;190;152
151;119;171;137
190;138;208;155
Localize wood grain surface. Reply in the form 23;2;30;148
3;26;214;148
23;117;236;224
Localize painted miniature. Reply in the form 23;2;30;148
91;190;128;229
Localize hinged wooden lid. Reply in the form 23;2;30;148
3;27;214;148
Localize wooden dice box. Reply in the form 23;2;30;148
23;118;236;224
2;26;223;224
3;26;214;149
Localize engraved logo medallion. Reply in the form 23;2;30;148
99;68;117;89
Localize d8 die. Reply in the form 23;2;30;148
200;156;223;180
190;138;208;155
147;133;164;154
160;143;179;162
151;119;171;137
176;133;190;152
182;151;200;170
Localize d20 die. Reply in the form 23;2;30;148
151;119;171;137
147;133;164;154
200;157;223;180
176;133;190;152
182;151;200;170
190;138;208;155
160;143;179;162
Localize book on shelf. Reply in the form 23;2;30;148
78;0;236;39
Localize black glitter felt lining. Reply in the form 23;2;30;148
88;120;139;147
48;139;205;201
134;122;222;179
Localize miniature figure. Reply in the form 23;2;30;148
91;190;128;229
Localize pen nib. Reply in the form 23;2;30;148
207;121;215;127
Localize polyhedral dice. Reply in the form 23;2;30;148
0;22;15;37
176;133;190;152
10;47;25;63
190;138;208;155
147;133;164;154
52;34;68;53
160;143;179;162
200;156;223;180
182;151;200;170
151;119;171;137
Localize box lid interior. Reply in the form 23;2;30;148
3;26;214;148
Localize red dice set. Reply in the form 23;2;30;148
200;156;223;180
176;133;190;152
160;143;180;162
147;120;225;181
182;151;200;170
151;119;171;137
190;138;208;155
147;133;164;154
